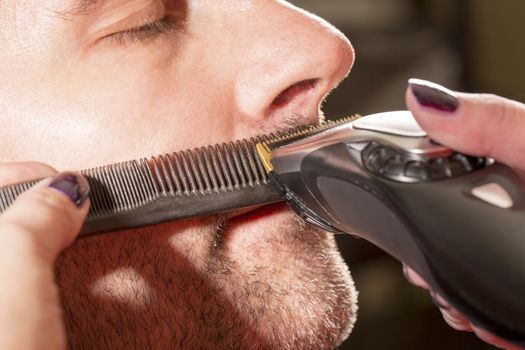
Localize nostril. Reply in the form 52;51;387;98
271;78;318;107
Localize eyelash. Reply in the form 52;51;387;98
107;17;175;46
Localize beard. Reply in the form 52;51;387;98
55;206;357;349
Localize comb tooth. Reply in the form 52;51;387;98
128;160;149;202
180;151;197;194
230;142;248;187
137;159;157;199
164;154;182;194
141;158;160;196
86;167;105;216
187;149;205;193
83;168;104;216
99;166;119;213
243;138;260;184
81;159;159;218
111;164;132;210
14;183;26;197
215;144;233;190
103;165;123;211
194;148;212;192
236;140;254;186
158;155;175;194
151;156;167;195
225;142;241;187
173;152;190;194
3;187;14;208
99;165;120;212
19;182;31;192
2;187;14;210
116;163;134;210
84;160;160;218
121;161;145;205
208;145;226;190
0;187;9;211
4;187;16;209
96;167;114;216
204;146;221;192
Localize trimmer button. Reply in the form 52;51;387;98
471;183;514;209
362;143;485;183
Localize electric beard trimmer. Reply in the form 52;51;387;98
1;111;524;345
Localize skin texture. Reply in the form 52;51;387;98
0;1;357;349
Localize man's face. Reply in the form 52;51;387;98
0;0;356;348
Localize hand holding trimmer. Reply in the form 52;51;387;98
1;110;524;345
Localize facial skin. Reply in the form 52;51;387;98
0;1;356;348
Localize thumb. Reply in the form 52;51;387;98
0;172;90;264
406;78;525;171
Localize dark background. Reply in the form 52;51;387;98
290;1;525;349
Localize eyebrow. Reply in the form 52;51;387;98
73;0;99;13
59;0;101;17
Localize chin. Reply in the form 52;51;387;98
200;208;358;349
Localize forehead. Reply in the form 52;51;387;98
0;0;99;17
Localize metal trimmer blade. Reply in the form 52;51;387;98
256;115;361;174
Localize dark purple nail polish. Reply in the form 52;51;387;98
49;172;90;207
409;78;459;112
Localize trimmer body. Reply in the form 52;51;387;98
260;111;525;345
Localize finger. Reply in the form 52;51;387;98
0;172;90;264
473;326;524;350
406;78;525;171
402;265;430;289
0;162;57;186
440;307;473;332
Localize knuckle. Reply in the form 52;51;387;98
0;221;41;255
0;188;81;258
475;94;520;156
25;189;78;231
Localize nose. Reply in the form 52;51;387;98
232;2;354;128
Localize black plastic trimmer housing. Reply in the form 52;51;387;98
262;111;525;346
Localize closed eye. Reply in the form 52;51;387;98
105;17;175;46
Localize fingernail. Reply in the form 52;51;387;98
49;172;90;207
409;78;459;112
430;291;451;310
442;309;473;332
402;265;414;284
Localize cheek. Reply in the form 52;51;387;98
68;62;237;167
4;63;233;169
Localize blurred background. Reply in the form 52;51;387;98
290;0;525;349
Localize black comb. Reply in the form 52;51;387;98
0;137;281;236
